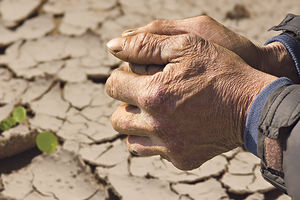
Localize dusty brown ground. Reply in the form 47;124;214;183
0;0;299;199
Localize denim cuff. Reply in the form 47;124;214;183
265;33;300;80
244;77;293;156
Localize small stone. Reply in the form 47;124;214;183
0;0;43;24
30;84;70;118
172;179;228;200
225;4;251;20
17;14;55;40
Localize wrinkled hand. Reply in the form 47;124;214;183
105;32;277;170
122;16;298;83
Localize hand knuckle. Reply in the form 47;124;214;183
176;34;197;49
110;110;119;131
105;77;113;97
138;83;174;114
150;19;165;29
196;15;213;23
105;70;118;97
134;32;151;53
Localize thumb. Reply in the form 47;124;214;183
106;32;188;65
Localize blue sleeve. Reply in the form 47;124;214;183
265;33;300;79
244;33;300;156
244;77;292;156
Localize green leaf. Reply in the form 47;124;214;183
36;132;58;154
0;117;17;131
12;106;27;123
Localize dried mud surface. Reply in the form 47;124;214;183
0;0;299;199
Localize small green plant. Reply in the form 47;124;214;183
36;132;58;154
0;117;16;131
13;106;27;123
0;106;27;132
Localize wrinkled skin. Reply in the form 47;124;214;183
105;31;277;170
122;16;297;83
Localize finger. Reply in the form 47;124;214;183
122;19;186;36
126;135;168;157
105;67;150;106
121;16;211;37
111;103;168;157
129;63;163;75
111;103;153;136
120;62;164;75
106;32;188;65
119;62;133;73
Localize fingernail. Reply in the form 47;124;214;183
131;149;139;156
121;29;137;37
106;37;123;53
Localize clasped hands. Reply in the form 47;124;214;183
105;16;294;170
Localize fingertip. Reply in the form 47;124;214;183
106;37;124;53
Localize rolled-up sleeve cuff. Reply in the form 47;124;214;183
265;34;300;80
244;77;293;156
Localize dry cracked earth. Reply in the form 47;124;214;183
0;0;299;199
